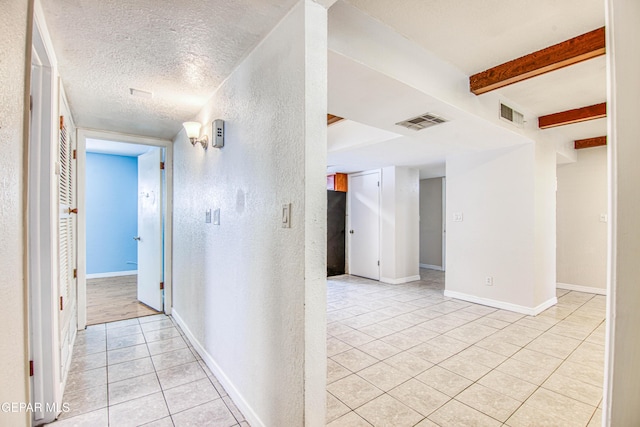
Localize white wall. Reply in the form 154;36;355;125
605;0;640;424
0;1;30;426
380;166;420;284
557;146;607;291
171;2;327;426
419;178;443;269
445;143;557;314
533;139;558;306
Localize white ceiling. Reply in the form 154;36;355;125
343;0;605;75
327;0;606;177
498;56;607;117
41;0;298;139
86;138;152;157
327;51;531;177
41;0;607;177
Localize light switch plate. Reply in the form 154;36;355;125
205;209;212;223
453;212;464;222
213;208;220;225
599;213;608;223
282;203;291;228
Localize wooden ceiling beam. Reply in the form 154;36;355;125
327;114;344;126
538;102;606;129
470;27;605;95
575;136;607;149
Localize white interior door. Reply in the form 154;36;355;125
349;171;380;280
58;109;77;385
137;148;163;311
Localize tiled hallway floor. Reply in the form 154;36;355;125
49;269;605;427
47;314;249;427
326;269;605;427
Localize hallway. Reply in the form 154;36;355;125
47;314;248;426
49;270;606;426
326;270;605;426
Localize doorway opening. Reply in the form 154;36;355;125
327;173;348;277
419;177;446;272
77;130;174;330
84;139;165;324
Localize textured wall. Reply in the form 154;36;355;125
446;145;537;309
557;147;607;289
0;0;30;426
172;1;327;426
86;153;138;274
419;178;443;267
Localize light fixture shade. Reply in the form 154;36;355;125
183;121;202;139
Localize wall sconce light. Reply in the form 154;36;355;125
183;121;208;150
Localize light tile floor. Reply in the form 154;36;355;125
49;269;605;427
47;314;249;427
326;269;605;427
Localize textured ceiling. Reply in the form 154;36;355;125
41;0;298;139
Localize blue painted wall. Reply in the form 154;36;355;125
86;153;138;274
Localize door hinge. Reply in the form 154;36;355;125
377;181;380;187
29;95;33;112
59;115;64;130
29;360;34;377
160;162;165;170
59;296;64;311
73;268;77;279
160;282;164;290
73;149;77;160
377;260;380;266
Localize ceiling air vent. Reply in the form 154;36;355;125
395;113;447;131
500;103;524;127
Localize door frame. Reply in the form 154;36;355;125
29;6;63;423
441;177;446;271
347;169;381;280
76;129;174;329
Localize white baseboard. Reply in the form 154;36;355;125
557;282;607;295
171;309;265;427
86;270;137;279
420;264;444;271
380;275;422;285
443;290;558;316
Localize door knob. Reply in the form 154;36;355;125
133;236;141;241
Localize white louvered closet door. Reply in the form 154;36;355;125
58;112;76;380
